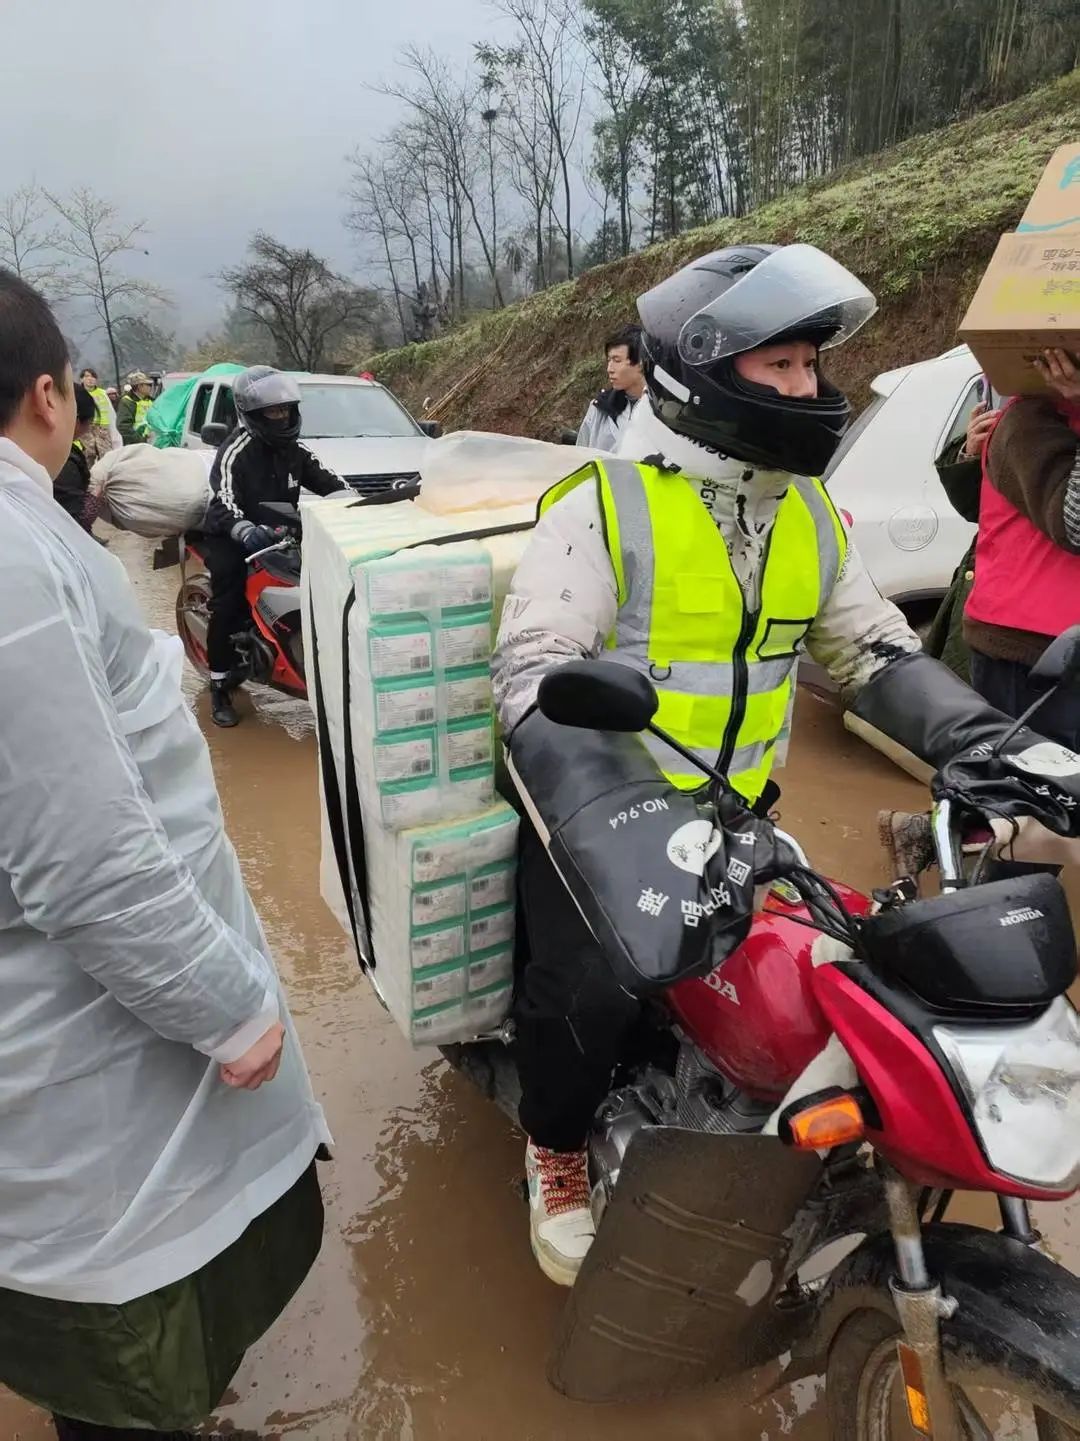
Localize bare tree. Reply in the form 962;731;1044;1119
577;4;648;256
476;42;558;290
46;188;169;388
382;47;506;308
221;232;378;371
491;0;585;279
110;312;178;375
0;185;67;298
347;152;412;341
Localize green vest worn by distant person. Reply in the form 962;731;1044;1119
539;458;847;802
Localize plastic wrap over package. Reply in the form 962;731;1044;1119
304;490;532;1046
413;430;607;514
90;445;212;537
367;806;520;1044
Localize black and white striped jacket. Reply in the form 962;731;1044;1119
204;427;347;538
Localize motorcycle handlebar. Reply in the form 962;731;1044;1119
932;798;964;891
245;538;297;565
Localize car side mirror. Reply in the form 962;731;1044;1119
538;661;658;732
200;422;229;447
1030;624;1080;692
419;420;443;438
559;427;579;446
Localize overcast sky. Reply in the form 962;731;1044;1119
2;0;510;342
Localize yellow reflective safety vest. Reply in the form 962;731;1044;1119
134;396;152;435
539;458;847;801
87;386;111;428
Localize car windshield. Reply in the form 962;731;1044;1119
297;384;421;439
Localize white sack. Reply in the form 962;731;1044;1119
90;445;212;538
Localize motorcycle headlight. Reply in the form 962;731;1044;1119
934;998;1080;1192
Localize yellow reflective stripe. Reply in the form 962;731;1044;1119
537;462;598;518
816;476;849;567
642;728;771;777
644;470;743;669
545;458;843;798
644;730;775;800
796;476;845;600
595;458;649;610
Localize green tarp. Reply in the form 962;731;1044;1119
146;363;244;448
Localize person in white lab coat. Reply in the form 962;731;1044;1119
0;268;331;1439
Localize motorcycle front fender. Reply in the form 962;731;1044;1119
548;1125;822;1402
806;1221;1080;1416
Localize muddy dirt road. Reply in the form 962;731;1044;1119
3;532;1079;1441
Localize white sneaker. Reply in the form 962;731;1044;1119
525;1139;596;1286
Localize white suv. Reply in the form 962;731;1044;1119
182;372;438;497
824;343;982;629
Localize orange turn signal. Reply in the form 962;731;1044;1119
787;1093;865;1150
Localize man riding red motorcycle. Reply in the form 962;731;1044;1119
492;239;1080;1305
201;366;350;727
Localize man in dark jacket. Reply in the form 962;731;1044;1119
52;383;97;531
575;324;645;451
201;366;350;727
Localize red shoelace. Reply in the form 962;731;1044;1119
533;1147;591;1216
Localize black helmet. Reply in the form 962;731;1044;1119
233;365;302;448
637;243;877;475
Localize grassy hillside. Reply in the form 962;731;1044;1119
368;69;1080;435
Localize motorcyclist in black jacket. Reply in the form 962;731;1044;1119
202;365;350;727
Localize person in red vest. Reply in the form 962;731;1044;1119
964;346;1080;749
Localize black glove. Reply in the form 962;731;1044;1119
850;651;1016;772
231;520;285;554
711;786;804;882
934;734;1080;838
509;710;780;995
853;652;1080;837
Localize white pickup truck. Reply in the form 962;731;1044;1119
183;371;439;496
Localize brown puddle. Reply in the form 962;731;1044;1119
3;532;1078;1441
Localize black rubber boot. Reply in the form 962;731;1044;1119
209;681;240;728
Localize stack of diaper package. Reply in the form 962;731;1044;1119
303;490;536;1046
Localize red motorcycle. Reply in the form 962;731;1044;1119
175;508;307;697
174;487;420;698
444;645;1080;1437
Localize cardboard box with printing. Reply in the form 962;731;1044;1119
958;231;1080;395
1018;143;1080;236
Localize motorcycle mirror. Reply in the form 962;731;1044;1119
1030;624;1080;692
538;661;658;732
